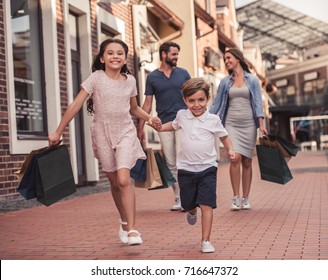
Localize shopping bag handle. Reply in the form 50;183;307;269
261;135;273;149
46;139;63;150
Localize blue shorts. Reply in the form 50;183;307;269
178;166;217;211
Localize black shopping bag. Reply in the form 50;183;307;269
260;135;300;161
130;158;147;182
271;135;300;156
17;153;39;200
35;145;76;206
256;144;293;185
150;151;176;190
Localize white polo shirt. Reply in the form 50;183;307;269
172;109;228;172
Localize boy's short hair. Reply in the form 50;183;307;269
181;78;210;98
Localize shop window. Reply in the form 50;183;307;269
11;0;47;138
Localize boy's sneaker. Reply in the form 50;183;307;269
242;197;251;210
187;211;197;225
201;240;215;253
231;195;241;211
171;197;182;211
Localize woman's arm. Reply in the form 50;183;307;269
48;89;89;145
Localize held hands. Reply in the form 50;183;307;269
146;117;162;131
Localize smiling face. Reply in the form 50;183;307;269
224;52;239;71
184;89;209;117
164;46;179;67
100;42;127;71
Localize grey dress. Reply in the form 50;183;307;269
225;87;256;159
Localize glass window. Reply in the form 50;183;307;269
11;0;47;137
100;23;121;42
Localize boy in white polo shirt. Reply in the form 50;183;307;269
153;78;236;253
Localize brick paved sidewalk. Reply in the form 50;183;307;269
0;151;327;260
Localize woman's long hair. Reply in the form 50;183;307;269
224;48;251;75
87;38;131;115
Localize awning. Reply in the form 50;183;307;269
194;1;216;29
237;0;328;60
147;0;184;30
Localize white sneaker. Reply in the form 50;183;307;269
231;195;241;211
201;240;215;253
242;197;251;210
171;197;182;211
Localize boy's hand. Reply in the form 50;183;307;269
228;150;236;161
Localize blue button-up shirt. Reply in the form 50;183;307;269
209;72;264;128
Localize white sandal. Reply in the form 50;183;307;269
127;230;143;245
119;220;128;244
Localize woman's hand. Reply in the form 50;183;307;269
259;125;268;136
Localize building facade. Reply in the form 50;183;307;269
1;0;239;201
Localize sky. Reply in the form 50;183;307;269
235;0;328;23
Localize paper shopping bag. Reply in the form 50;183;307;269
35;145;76;206
256;144;293;185
149;151;176;190
134;148;163;189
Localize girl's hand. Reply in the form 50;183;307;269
147;117;162;130
48;132;61;146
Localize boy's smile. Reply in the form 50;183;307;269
184;90;209;117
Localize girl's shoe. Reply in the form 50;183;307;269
127;230;143;245
119;220;128;244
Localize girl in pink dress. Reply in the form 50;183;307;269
48;39;161;245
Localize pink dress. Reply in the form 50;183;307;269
81;70;146;172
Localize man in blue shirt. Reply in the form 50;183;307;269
138;42;191;211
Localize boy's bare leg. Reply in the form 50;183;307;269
200;205;213;241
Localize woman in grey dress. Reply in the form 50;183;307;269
210;48;268;210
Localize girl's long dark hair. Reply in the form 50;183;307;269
224;48;251;75
87;38;131;115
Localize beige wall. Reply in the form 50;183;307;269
162;0;198;77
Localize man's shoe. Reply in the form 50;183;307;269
201;240;215;253
231;195;241;211
171;197;182;211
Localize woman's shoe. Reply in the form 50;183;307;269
119;220;128;244
127;230;143;245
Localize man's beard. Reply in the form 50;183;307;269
165;57;177;67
